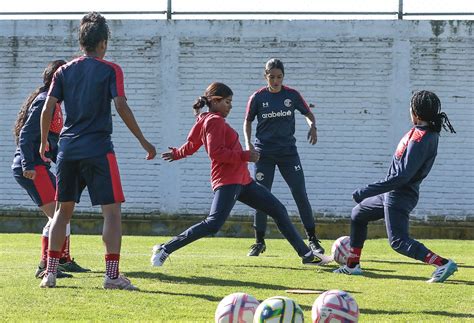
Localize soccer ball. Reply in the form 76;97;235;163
253;296;304;323
312;290;359;323
215;292;260;323
331;236;351;265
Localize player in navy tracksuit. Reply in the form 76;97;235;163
12;60;89;279
334;90;458;283
38;12;156;290
244;58;324;256
151;82;330;268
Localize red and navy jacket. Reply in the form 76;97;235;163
172;112;252;191
12;92;63;171
353;126;439;207
48;56;125;161
245;86;311;155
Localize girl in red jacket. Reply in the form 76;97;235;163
151;82;330;267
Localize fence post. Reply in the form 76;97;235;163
167;0;172;20
398;0;403;20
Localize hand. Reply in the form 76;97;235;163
245;142;255;151
161;147;176;162
140;139;157;160
39;142;51;163
23;170;36;180
248;149;260;163
307;126;317;145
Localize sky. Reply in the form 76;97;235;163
1;0;473;20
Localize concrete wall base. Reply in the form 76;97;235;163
1;213;471;240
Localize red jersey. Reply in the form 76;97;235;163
172;112;252;190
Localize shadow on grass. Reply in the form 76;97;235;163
361;308;474;319
133;289;222;302
127;271;306;291
212;264;314;272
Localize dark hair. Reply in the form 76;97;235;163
13;60;66;144
79;12;110;53
265;58;285;75
410;90;455;134
192;82;233;116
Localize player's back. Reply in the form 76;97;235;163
50;56;125;160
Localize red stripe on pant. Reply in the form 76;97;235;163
106;153;125;203
33;165;55;206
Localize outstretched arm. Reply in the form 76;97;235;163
114;97;156;160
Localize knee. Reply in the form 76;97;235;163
350;206;363;222
204;219;223;235
388;235;406;253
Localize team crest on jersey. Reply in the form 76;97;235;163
395;128;427;159
262;102;269;108
284;99;292;107
294;165;301;171
256;172;264;181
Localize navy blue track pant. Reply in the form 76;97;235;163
163;181;310;257
351;194;430;262
253;153;315;235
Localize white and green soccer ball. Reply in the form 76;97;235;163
253;296;304;323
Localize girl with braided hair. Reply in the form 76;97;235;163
334;90;458;283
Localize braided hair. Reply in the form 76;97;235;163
410;90;456;134
192;82;233;116
13;60;66;145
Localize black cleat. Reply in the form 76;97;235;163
308;238;325;254
247;242;266;256
58;258;91;272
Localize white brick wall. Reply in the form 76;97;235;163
0;20;472;220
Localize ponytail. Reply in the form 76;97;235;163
432;112;456;134
13;59;66;145
192;96;210;116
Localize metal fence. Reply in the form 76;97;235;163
1;0;473;20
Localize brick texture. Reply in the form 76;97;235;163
0;20;472;222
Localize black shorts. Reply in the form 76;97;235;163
56;152;125;206
13;165;56;207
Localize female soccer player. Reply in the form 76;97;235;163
334;90;458;283
151;82;330;268
12;60;89;279
244;58;324;256
39;12;156;290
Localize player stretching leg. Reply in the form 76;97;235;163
39;12;156;289
334;91;458;283
244;58;324;256
12;60;89;279
151;82;330;267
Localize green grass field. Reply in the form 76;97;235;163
0;234;472;322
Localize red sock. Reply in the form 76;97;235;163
60;236;72;263
347;247;362;268
46;250;62;275
105;254;120;279
424;252;447;267
41;236;49;263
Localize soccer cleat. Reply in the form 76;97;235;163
35;262;73;279
151;244;170;267
58;259;91;272
427;259;458;283
302;251;331;266
103;275;139;291
308;238;325;254
247;242;266;257
333;264;363;275
39;273;57;288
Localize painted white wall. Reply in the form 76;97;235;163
1;20;472;220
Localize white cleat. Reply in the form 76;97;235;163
333;264;363;275
39;273;57;288
151;244;169;267
103;274;139;291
